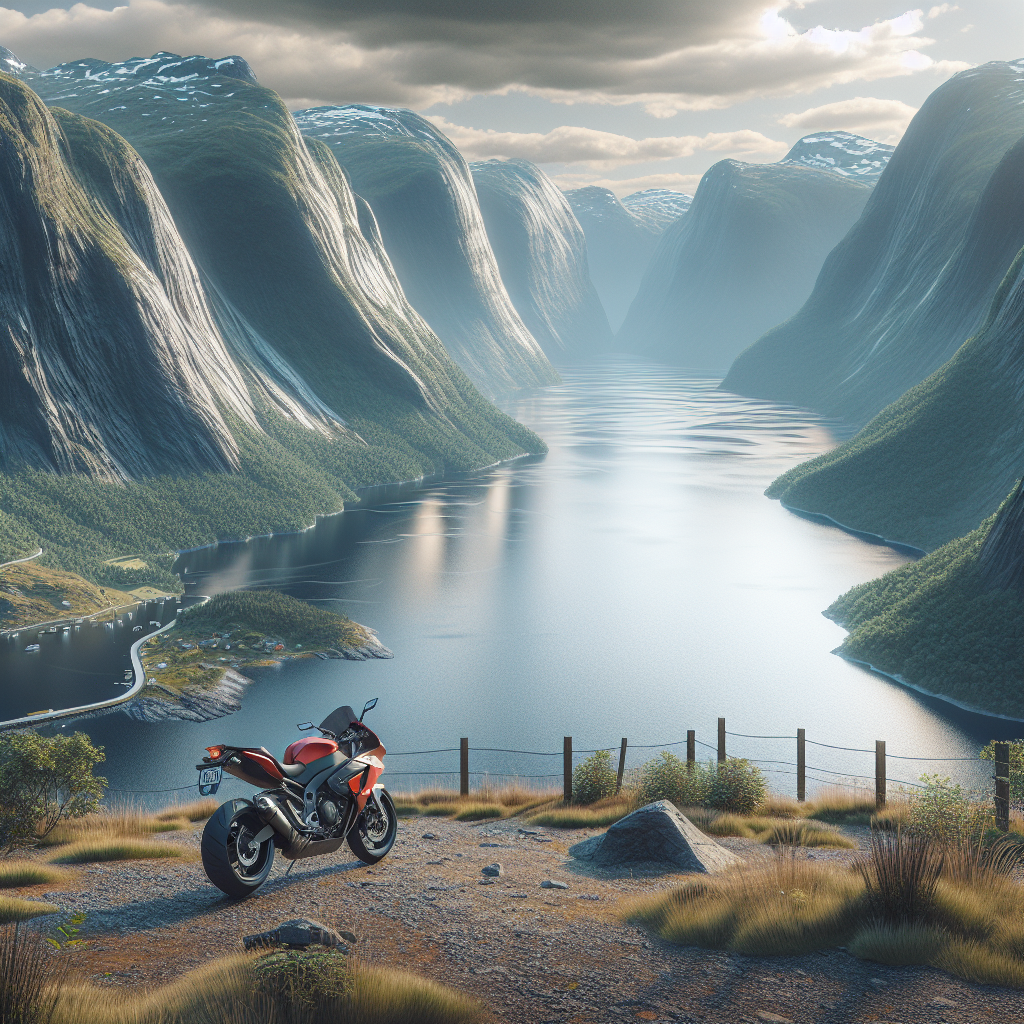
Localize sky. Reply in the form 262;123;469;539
0;0;1018;196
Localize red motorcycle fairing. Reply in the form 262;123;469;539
284;736;338;765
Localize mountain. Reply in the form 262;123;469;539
0;55;546;584
469;158;612;361
724;61;1024;424
766;240;1024;553
0;72;257;482
563;186;691;330
291;104;558;396
779;131;893;180
826;484;1024;718
616;159;871;370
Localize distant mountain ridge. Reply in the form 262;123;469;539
292;103;558;396
616;159;872;369
724;60;1024;425
564;185;692;330
779;131;893;180
470;158;612;361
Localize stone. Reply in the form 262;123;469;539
541;880;569;889
482;863;503;877
242;918;356;951
755;1013;792;1023
422;833;437;840
569;800;739;872
930;997;957;1007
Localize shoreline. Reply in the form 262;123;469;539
834;651;1024;724
781;501;927;558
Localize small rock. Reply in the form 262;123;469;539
533;836;554;843
242;918;354;951
478;878;495;886
578;894;600;901
425;860;444;865
930;997;957;1007
479;842;502;847
482;863;503;877
755;1013;792;1024
422;833;437;840
541;880;569;889
518;829;538;835
509;893;528;899
868;977;887;988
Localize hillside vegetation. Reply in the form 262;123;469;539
826;494;1024;717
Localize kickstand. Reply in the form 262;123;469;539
285;860;296;877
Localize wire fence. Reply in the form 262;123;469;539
103;717;1008;820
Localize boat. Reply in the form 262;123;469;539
24;644;40;653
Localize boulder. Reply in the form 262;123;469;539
569;801;739;872
243;918;356;951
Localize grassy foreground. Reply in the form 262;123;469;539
629;830;1024;988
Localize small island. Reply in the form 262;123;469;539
131;590;392;722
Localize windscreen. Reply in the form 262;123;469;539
320;706;358;737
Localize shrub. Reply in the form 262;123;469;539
572;750;618;805
908;774;992;846
705;759;767;815
857;829;942;926
636;752;707;807
0;923;67;1024
0;733;106;855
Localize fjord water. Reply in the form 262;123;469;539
7;363;1010;798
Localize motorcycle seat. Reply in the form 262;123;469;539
240;746;305;780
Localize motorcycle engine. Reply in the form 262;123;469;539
316;790;341;835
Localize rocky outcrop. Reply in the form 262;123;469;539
724;61;1024;425
243;919;356;950
470;158;611;361
618;160;870;369
979;479;1024;595
569;801;739;872
292;105;558;396
563;186;690;331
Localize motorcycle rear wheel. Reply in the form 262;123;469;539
202;802;275;898
347;789;397;864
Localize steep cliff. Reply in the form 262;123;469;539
0;55;545;584
617;160;871;369
0;73;257;482
724;61;1024;424
470;158;611;361
292;104;558;395
766;240;1024;553
563;186;690;330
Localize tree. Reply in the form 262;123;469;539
0;732;106;854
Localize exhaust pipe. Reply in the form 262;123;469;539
254;794;309;860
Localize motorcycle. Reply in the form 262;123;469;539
195;699;397;897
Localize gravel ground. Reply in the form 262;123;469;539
11;814;1024;1023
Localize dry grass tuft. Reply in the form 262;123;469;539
759;821;855;850
392;784;559;821
805;787;877;825
0;896;60;924
527;795;633;829
847;922;947;965
0;861;68;889
156;798;219;823
758;794;804;819
47;840;186;865
51;952;486;1024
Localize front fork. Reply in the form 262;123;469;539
364;783;386;817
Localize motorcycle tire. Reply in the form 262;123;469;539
201;799;275;898
347;789;398;864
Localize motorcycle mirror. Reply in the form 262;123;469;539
296;722;314;731
359;698;378;721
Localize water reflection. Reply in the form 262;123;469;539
4;362;1015;802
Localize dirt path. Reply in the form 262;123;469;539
14;816;1024;1023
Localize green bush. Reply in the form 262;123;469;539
908;774;992;846
0;733;106;855
572;750;618;805
636;752;707;807
979;739;1024;801
705;758;768;815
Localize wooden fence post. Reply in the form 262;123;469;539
460;738;469;796
616;738;627;794
686;730;695;770
563;737;573;803
797;728;806;803
995;741;1010;833
875;740;886;809
718;718;726;763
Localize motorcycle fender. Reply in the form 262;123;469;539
353;765;383;813
210;797;253;831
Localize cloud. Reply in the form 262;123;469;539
927;4;958;17
777;95;918;143
0;0;970;114
552;172;705;199
427;117;787;169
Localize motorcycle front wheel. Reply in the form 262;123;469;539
201;801;275;898
347;789;397;864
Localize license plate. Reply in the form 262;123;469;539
198;766;222;794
